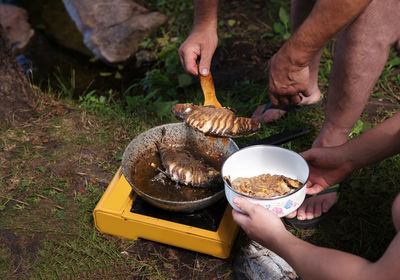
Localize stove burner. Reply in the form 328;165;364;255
130;196;227;231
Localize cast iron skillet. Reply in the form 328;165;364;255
121;122;309;212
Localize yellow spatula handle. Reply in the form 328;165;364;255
200;72;222;108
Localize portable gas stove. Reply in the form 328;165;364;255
93;168;239;258
93;128;309;259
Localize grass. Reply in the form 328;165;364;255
0;93;166;279
1;0;400;279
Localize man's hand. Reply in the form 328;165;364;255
232;197;288;247
301;146;353;195
267;0;373;107
268;50;311;106
178;29;218;76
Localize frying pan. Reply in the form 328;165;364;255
121;122;309;212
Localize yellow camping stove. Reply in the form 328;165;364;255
93;168;239;259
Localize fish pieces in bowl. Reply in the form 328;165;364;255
225;173;302;198
221;145;309;217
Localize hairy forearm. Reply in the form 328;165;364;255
193;0;219;31
283;0;372;66
343;112;400;171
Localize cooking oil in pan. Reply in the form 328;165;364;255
132;145;225;202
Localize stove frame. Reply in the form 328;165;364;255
93;168;239;259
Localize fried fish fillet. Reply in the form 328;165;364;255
228;174;302;198
171;103;261;138
156;141;221;187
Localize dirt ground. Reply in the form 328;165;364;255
0;4;285;277
0;91;247;279
0;2;399;277
1;57;398;280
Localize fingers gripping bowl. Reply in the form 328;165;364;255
222;145;309;217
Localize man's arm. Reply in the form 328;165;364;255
341;111;400;172
179;0;219;75
304;111;400;195
193;0;218;32
271;226;400;280
269;0;373;106
233;197;400;280
284;0;372;66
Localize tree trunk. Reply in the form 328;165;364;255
0;24;35;124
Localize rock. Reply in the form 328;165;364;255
135;49;156;68
62;0;168;64
234;241;298;280
0;4;34;52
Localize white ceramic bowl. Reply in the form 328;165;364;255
222;145;309;217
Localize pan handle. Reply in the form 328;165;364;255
238;127;310;148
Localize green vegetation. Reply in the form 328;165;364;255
1;0;399;279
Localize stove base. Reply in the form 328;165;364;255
93;168;239;259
